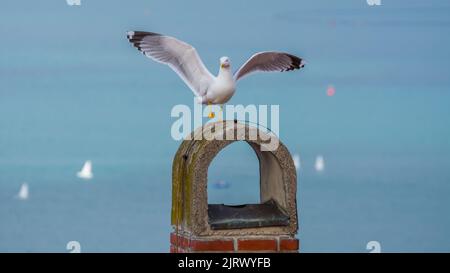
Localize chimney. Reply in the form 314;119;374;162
170;121;299;253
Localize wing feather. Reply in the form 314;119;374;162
127;31;214;96
234;51;305;81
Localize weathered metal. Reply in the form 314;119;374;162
208;199;290;230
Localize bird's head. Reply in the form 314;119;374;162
220;56;230;69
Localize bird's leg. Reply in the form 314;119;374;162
207;103;215;119
218;104;224;121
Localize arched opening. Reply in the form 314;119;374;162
207;141;260;205
206;141;290;230
171;121;298;235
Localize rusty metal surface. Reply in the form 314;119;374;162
208;199;290;230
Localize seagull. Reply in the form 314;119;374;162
126;31;305;117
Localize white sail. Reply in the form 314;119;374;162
77;160;93;180
17;183;29;200
293;154;301;171
315;155;325;172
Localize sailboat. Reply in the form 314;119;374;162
77;160;93;180
17;183;29;200
292;154;301;171
315;155;325;172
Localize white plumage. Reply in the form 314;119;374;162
127;31;305;104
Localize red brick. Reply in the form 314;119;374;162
170;232;177;244
170;232;189;248
170;245;177;253
170;245;187;253
190;239;235;251
238;239;277;251
280;238;299;251
171;233;234;252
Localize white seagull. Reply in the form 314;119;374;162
126;31;305;115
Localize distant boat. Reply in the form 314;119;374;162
77;160;93;180
315;155;325;172
213;180;230;189
292;154;301;171
17;183;29;200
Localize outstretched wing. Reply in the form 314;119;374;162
234;51;305;82
127;31;214;96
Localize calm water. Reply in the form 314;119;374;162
1;0;450;252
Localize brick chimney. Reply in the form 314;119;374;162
170;121;299;253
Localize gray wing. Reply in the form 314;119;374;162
234;51;305;82
127;31;214;96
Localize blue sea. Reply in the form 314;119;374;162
1;0;450;252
